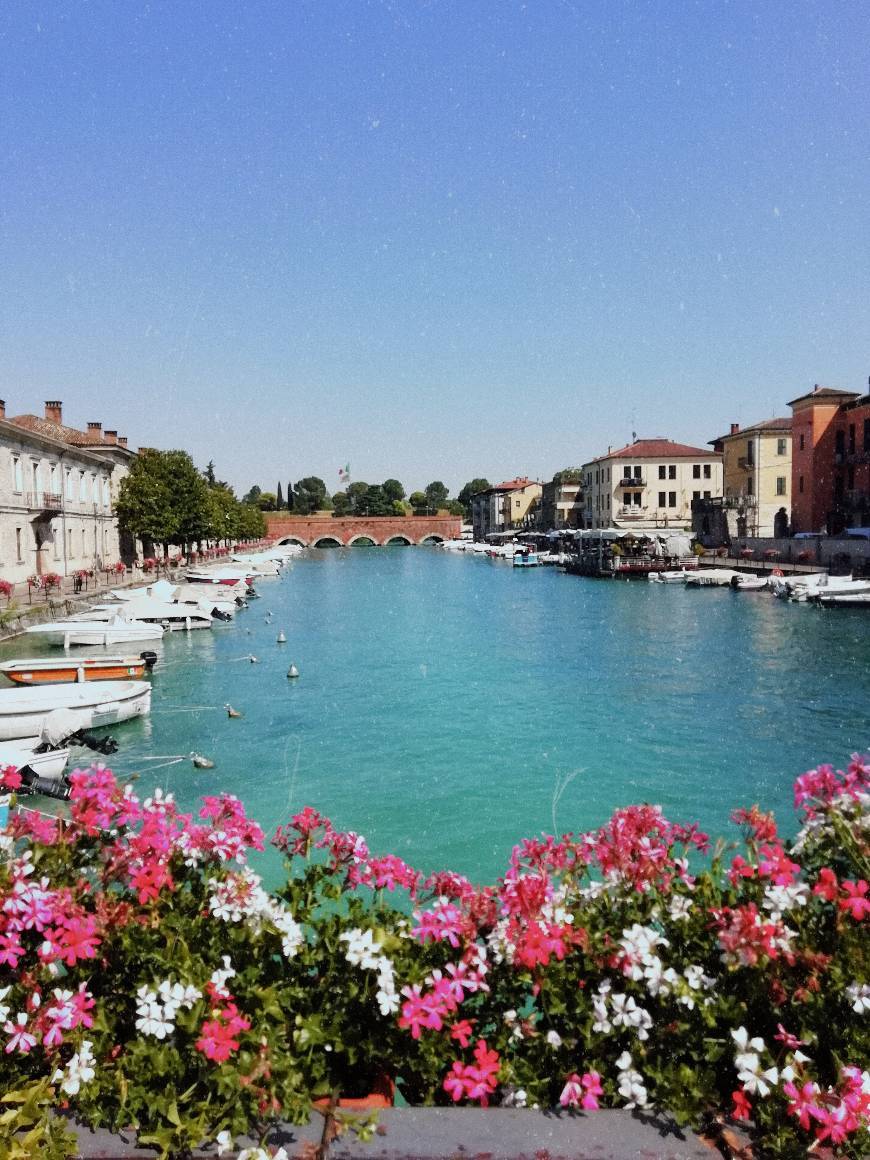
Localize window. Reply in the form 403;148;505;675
632;465;641;480
514;499;520;508
847;466;855;489
799;476;804;494
658;491;666;507
632;492;641;506
31;461;39;494
777;438;787;456
102;478;110;507
747;478;754;494
668;465;676;480
658;465;666;480
79;472;87;502
65;469;73;500
15;528;22;561
799;433;805;451
864;419;870;452
703;464;711;479
692;465;701;479
703;490;711;499
50;464;59;495
668;492;676;508
849;424;856;454
81;529;86;556
693;490;701;500
746;440;754;466
12;457;22;493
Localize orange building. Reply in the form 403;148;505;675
789;384;870;533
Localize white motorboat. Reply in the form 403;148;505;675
730;574;769;590
25;619;165;648
648;569;692;584
0;680;151;741
787;574;870;602
231;555;282;575
186;568;253;586
815;591;870;607
0;737;70;781
684;568;741;587
74;599;213;631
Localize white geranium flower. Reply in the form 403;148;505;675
339;927;383;969
846;982;870;1015
545;1030;563;1048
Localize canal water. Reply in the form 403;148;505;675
4;549;869;885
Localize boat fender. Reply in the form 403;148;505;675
287;665;300;679
772;567;784;577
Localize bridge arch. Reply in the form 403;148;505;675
419;534;445;544
311;536;343;549
348;535;377;547
384;535;412;546
276;536;307;547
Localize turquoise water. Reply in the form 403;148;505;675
4;550;869;885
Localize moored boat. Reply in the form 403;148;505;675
0;680;151;741
684;568;740;587
25;620;165;647
0;736;70;780
0;652;158;686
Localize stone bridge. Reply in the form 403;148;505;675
265;514;461;548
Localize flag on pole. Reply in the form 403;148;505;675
338;464;350;483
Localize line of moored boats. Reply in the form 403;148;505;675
0;547;301;803
648;566;870;604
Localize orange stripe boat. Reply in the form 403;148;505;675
0;652;158;686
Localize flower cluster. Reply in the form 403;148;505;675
0;755;866;1160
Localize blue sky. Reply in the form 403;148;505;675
1;1;868;497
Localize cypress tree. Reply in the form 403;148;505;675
276;482;284;509
286;481;294;511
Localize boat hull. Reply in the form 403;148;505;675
0;681;152;740
0;738;70;780
0;657;149;685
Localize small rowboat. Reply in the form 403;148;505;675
0;652;158;686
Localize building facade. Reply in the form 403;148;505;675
541;477;584;530
788;384;870;534
788;385;862;534
706;418;792;538
582;438;723;532
470;477;542;540
0;400;135;583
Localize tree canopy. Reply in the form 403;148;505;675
293;477;330;515
117;450;265;550
552;467;583;484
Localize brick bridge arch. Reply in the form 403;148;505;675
266;514;461;548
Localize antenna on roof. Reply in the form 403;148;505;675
630;408;637;443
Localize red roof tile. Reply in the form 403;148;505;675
8;414;127;450
589;439;718;464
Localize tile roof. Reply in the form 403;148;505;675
589;439;718;464
786;385;860;408
8;414;128;450
710;417;793;443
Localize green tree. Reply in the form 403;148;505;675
360;485;394;517
346;482;370;514
293;477;329;515
256;492;277;511
116;449;211;554
408;490;428;514
552;467;583;484
242;485;262;506
276;482;284;509
457;478;491;519
382;479;405;502
424;481;450;512
237;503;266;540
205;486;240;543
331;491;351;517
286;481;294;511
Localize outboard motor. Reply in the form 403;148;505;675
18;767;72;801
212;608;232;622
72;731;119;756
139;650;159;670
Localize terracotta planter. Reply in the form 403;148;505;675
313;1073;395;1111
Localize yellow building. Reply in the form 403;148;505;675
709;418;792;538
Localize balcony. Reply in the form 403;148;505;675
737;457;754;470
616;505;648;519
24;491;63;516
617;477;645;489
692;494;757;513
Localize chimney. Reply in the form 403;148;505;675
730;423;740;435
87;421;102;434
118;436;128;448
44;401;63;424
104;429;118;444
0;400;6;420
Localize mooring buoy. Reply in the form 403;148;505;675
277;631;286;643
287;664;299;679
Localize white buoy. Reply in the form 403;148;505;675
287;664;299;679
276;631;286;643
249;654;258;663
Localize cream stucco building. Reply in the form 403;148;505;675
0;400;136;583
581;438;723;532
471;477;542;540
708;418;792;538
